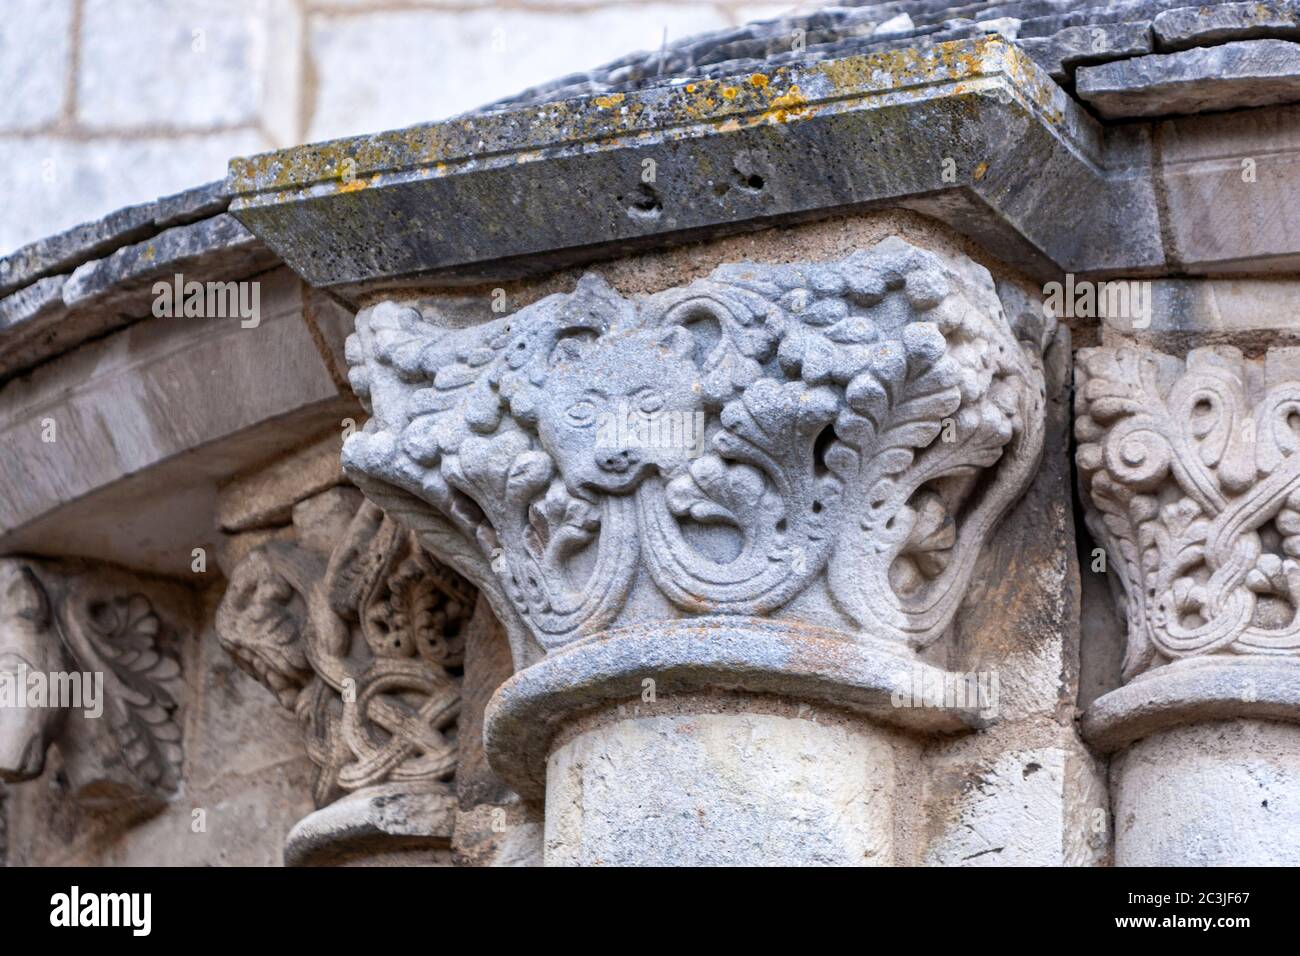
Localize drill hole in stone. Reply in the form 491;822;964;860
626;183;662;221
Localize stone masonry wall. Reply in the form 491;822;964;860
0;0;794;254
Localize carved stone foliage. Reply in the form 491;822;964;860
1077;346;1300;679
216;500;473;808
0;558;184;804
342;237;1048;666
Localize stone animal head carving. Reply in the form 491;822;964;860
0;563;65;782
537;324;706;495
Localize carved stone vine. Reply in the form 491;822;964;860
341;237;1049;668
216;499;473;808
1077;346;1300;679
0;558;185;806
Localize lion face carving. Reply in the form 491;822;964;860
537;325;706;496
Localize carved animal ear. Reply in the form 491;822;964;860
658;326;696;363
1;564;50;629
549;332;594;367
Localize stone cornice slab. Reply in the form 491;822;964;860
227;36;1164;294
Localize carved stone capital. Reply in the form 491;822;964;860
1077;346;1300;775
340;237;1048;799
343;237;1046;656
0;558;186;811
215;494;475;868
1077;347;1300;679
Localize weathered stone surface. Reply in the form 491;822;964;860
1082;657;1300;751
0;180;227;298
1015;21;1153;80
229;36;1163;291
1113;718;1300;865
0;211;279;382
487;619;990;801
923;746;1107;866
1154;0;1300;51
289;485;363;556
185;612;306;792
1154;104;1300;274
217;429;350;533
455;596;515;810
1096;276;1300;354
0;276;65;334
0;268;356;576
1077;39;1300;118
546;704;911;866
62;213;268;308
284;782;456;867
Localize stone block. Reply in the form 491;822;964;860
217;428;350;533
923;744;1108;866
75;0;292;133
1114;719;1300;865
1154;0;1300;51
0;268;354;576
0;0;73;131
545;707;913;866
1015;21;1152;80
1077;39;1300;118
1154;104;1300;273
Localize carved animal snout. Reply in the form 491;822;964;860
599;448;642;473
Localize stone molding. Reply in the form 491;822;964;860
0;558;185;809
484;617;988;800
215;498;473;810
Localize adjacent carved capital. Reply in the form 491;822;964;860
216;499;473;809
1077;346;1300;681
0;558;185;808
341;237;1048;672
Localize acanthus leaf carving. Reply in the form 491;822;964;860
0;558;186;805
341;237;1048;665
1077;346;1300;680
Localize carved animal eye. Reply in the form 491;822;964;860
566;400;598;426
638;392;664;414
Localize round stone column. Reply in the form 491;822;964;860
1083;657;1300;866
485;618;984;866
